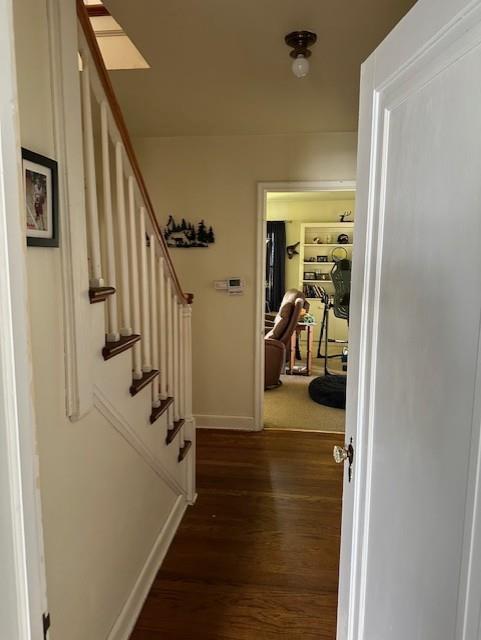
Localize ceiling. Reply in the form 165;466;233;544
103;0;417;138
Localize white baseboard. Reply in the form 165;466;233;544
195;414;259;431
106;494;188;640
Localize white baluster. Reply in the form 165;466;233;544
158;258;167;400
179;301;185;420
127;177;142;379
139;208;151;372
100;102;119;342
150;235;160;408
173;291;179;424
166;278;174;428
115;142;132;336
175;299;184;447
80;61;103;287
183;304;193;421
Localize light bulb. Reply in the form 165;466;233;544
292;54;309;78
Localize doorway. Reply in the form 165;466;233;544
256;181;356;434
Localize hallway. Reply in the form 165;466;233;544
130;429;343;639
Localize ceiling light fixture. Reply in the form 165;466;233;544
285;30;317;78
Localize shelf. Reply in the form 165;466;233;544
303;279;332;283
303;222;354;228
304;261;335;265
304;243;353;247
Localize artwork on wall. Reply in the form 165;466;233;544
286;241;300;259
22;148;59;247
164;215;215;248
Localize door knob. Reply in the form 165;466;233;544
333;445;349;463
333;438;354;482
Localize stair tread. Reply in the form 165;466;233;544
150;397;174;424
89;286;116;304
178;439;192;462
102;334;140;360
166;418;185;445
130;370;159;396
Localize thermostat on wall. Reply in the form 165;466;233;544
214;278;245;295
228;278;244;294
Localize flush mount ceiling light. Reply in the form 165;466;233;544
285;30;317;78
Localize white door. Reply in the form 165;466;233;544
338;1;481;638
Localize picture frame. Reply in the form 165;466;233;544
304;272;316;281
22;148;59;247
317;255;328;263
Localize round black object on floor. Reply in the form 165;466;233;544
309;374;346;409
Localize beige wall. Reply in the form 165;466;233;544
14;2;178;638
135;133;357;425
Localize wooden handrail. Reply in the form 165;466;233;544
86;4;109;18
76;0;189;303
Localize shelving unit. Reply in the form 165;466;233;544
299;222;354;297
298;221;355;350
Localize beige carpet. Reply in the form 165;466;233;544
264;362;345;433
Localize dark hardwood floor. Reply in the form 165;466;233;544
130;429;343;640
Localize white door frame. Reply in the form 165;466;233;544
0;0;48;637
255;180;356;429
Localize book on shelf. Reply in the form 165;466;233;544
303;283;328;299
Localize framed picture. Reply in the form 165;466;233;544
317;255;328;262
304;272;316;281
22;148;59;247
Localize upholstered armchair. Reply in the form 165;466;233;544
264;289;307;389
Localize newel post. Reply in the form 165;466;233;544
182;298;196;504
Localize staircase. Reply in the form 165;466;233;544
76;1;195;501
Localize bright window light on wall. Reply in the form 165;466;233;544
84;1;150;70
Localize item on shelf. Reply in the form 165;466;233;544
304;271;316;281
337;233;349;244
312;236;323;244
302;283;329;301
331;246;348;262
320;273;330;281
317;255;328;262
306;256;317;262
339;211;353;222
324;233;332;244
286;241;300;259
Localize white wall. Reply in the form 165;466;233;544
135;133;357;427
13;1;179;638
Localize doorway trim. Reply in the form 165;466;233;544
0;0;49;636
255;180;356;429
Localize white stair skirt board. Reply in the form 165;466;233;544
106;494;188;640
93;385;184;495
195;414;257;430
